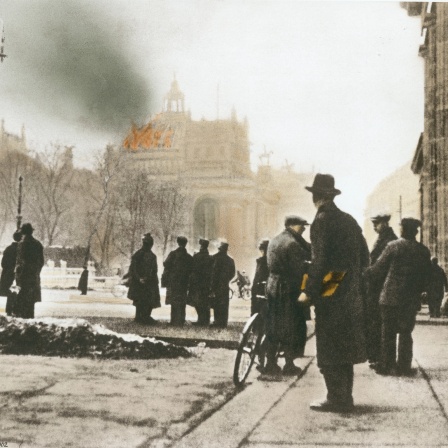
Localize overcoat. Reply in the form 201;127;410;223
210;251;235;307
0;241;18;295
15;235;44;303
266;228;311;350
367;238;431;311
306;202;369;367
251;255;269;300
77;269;89;294
162;247;193;305
127;248;161;309
187;248;213;307
427;263;448;303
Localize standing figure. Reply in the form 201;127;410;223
251;239;270;316
77;266;89;296
426;257;448;318
366;214;397;367
367;218;431;376
15;223;44;319
299;174;369;412
163;236;193;326
0;231;22;315
209;241;236;328
265;217;311;376
127;233;161;325
188;238;213;326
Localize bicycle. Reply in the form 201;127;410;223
233;294;268;386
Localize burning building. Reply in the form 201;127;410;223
123;79;314;270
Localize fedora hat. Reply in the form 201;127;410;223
305;174;341;195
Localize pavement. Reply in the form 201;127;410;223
1;291;448;447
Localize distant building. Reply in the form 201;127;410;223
402;3;448;265
363;162;419;248
0;119;27;154
123;79;314;269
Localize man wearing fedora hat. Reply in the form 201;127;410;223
14;223;44;319
366;214;397;368
265;216;311;375
127;233;161;325
299;174;369;412
367;217;431;376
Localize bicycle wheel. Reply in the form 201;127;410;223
233;313;263;386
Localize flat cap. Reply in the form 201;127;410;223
401;217;421;228
285;215;309;227
371;214;391;223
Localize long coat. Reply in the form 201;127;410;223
251;255;269;300
163;247;193;305
427;263;448;302
187;248;213;308
127;248;161;309
210;251;235;306
306;202;369;367
15;235;44;303
77;269;89;294
367;238;431;311
266;228;311;349
0;241;18;295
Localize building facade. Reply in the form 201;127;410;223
123;80;314;271
403;2;448;265
0;119;27;154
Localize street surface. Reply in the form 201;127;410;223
0;292;447;447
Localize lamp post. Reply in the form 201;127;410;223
17;175;23;230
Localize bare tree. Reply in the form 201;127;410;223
81;145;126;271
149;180;191;257
24;144;75;246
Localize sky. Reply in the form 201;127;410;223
0;1;424;222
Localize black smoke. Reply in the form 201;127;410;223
2;0;152;133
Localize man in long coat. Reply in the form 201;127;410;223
127;233;161;325
187;238;213;326
265;217;311;375
15;223;44;319
0;231;22;315
77;266;89;296
251;239;270;316
366;214;397;367
163;236;193;326
426;256;448;318
367;218;431;376
210;241;235;328
299;174;369;412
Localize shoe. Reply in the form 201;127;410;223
262;363;282;375
397;367;418;377
310;399;354;413
282;364;302;376
374;365;398;376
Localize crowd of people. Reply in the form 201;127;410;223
1;172;447;415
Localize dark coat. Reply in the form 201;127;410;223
370;226;398;264
15;235;44;303
163;247;193;305
306;202;369;367
266;228;311;349
367;238;432;311
427;263;448;301
0;241;18;295
77;269;89;294
210;250;235;306
251;255;269;299
127;247;161;308
187;248;213;307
